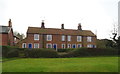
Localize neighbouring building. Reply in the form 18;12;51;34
17;21;97;50
0;19;14;46
14;35;20;45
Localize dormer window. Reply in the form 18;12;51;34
34;34;39;40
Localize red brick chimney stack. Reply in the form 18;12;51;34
61;24;64;29
8;19;12;27
78;23;82;30
41;20;45;28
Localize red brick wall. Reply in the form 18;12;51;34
46;35;83;48
19;34;96;48
8;29;14;46
0;34;2;45
0;34;8;46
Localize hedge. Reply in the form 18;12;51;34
57;48;74;52
24;48;59;58
1;46;119;58
6;48;19;58
59;48;118;58
2;46;19;58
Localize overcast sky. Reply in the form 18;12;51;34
0;0;119;39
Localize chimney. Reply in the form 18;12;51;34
8;19;12;27
78;23;82;30
41;20;45;28
61;24;64;29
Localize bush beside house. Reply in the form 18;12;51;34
2;46;19;58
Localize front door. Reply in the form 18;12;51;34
53;44;57;51
28;44;32;48
93;45;96;48
72;44;76;48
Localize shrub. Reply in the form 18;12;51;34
2;46;19;58
24;48;59;58
2;46;10;57
6;49;19;58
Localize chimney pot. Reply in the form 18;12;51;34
61;24;64;29
78;23;82;30
8;19;12;27
41;20;45;28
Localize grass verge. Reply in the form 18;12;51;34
2;56;118;72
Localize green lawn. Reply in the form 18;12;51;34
2;56;118;72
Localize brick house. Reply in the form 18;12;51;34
0;19;15;46
17;21;97;49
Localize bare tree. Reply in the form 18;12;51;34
111;22;120;49
14;31;25;40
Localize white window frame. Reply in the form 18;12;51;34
87;44;92;48
61;44;65;49
61;35;65;41
72;44;76;48
77;44;82;48
67;44;71;48
47;35;52;41
87;36;92;42
67;35;71;41
94;45;97;48
34;43;39;48
22;43;26;48
34;34;39;40
46;43;52;48
77;36;82;42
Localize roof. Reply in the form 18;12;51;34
16;38;27;46
0;26;11;33
27;27;96;36
14;35;20;39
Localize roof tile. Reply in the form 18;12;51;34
27;27;96;36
